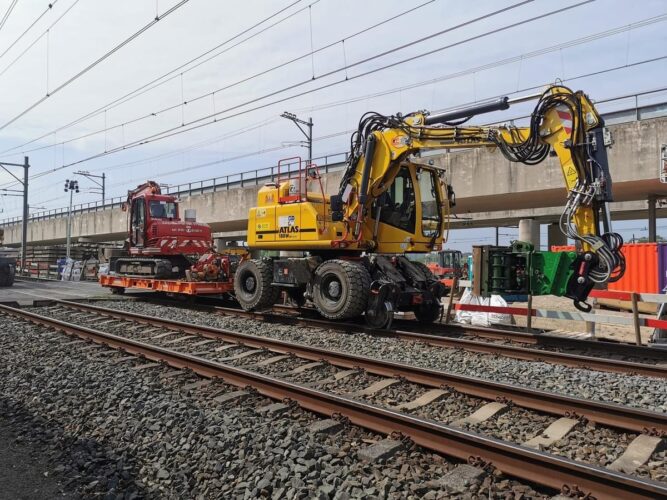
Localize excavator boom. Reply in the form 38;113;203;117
240;84;624;325
330;84;623;310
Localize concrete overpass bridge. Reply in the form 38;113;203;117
2;93;666;250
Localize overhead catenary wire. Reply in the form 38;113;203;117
116;0;535;134
107;143;294;189
0;0;57;61
23;79;666;211
81;73;667;196
27;117;283;205
91;117;281;174
6;0;519;162
7;26;665;196
292;13;667;117
104;75;667;201
0;0;79;80
10;0;435;157
0;0;19;34
307;53;667;144
7;0;656;213
27;21;667;187
21;0;582;178
0;0;192;132
0;0;311;155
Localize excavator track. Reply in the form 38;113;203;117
110;256;190;280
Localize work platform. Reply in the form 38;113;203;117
99;275;234;296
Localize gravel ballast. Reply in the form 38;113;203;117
0;314;552;499
59;300;667;413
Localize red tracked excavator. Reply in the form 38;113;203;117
103;180;243;295
110;181;217;279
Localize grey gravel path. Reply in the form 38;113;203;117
0;315;550;499
67;301;667;413
0;421;72;499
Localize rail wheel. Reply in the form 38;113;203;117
365;301;393;329
286;286;307;308
414;301;442;324
313;259;370;320
234;259;279;311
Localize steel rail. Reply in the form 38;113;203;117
130;295;666;360
244;307;667;378
133;298;667;378
272;303;666;360
49;300;667;434
1;303;665;499
396;318;666;357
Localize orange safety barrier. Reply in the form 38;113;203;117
453;284;667;345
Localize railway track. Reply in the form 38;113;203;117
131;296;667;379
3;300;666;499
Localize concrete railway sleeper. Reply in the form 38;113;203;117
83;293;662;364
208;301;667;378
1;303;665;499
268;302;667;363
37;300;667;434
33;324;665;480
122;294;667;372
81;295;667;378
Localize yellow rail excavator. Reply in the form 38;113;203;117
234;84;625;327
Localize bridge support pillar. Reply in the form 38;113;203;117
518;218;540;249
547;223;567;250
648;195;657;243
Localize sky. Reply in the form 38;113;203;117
0;0;665;251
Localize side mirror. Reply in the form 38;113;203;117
121;203;128;212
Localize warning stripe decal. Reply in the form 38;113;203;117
556;105;573;135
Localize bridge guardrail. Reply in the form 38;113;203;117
0;152;348;227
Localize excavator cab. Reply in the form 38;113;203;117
148;200;176;219
369;165;444;250
425;250;465;280
128;195;178;247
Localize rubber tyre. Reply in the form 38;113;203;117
412;261;436;282
313;260;370;320
234;259;279;311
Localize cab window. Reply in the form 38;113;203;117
375;167;416;234
149;201;176;219
419;169;441;238
133;198;145;226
